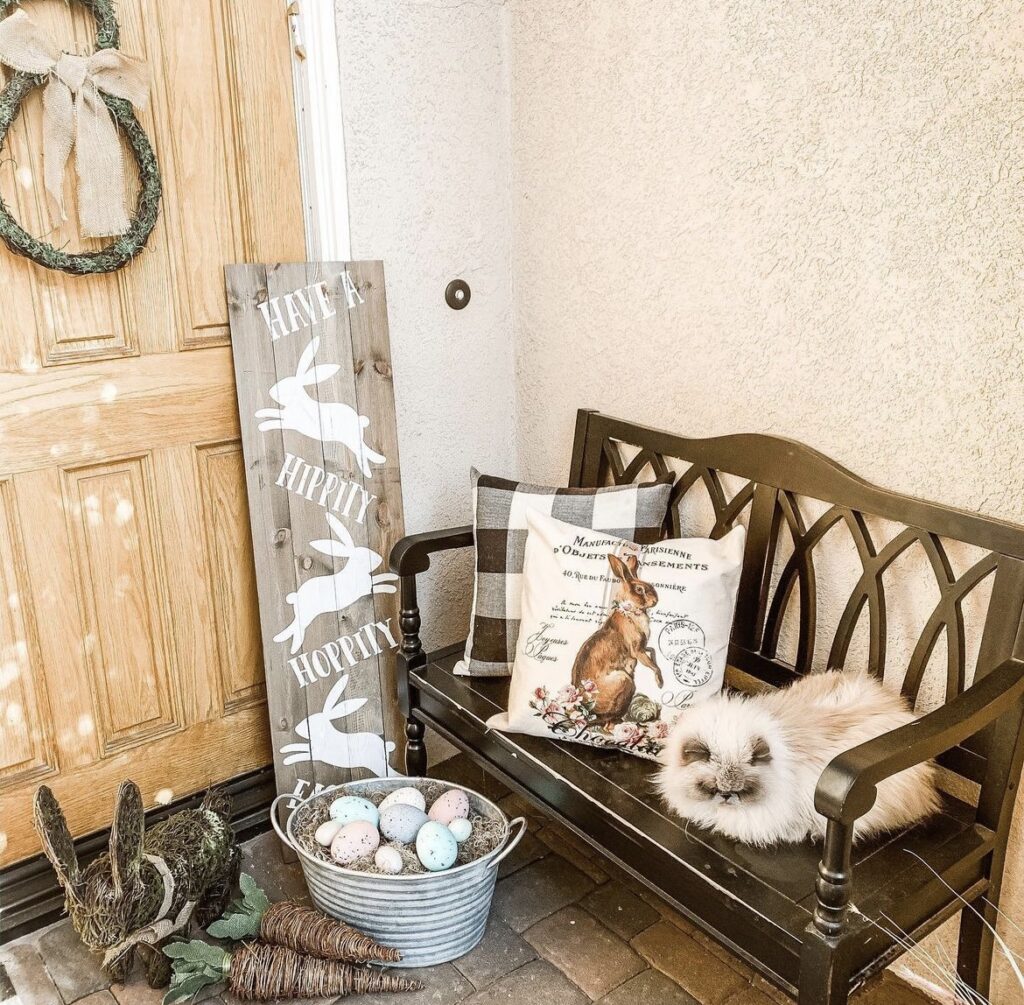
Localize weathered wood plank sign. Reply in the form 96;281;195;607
226;262;405;820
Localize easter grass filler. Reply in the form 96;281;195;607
292;781;505;874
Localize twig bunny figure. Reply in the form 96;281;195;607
254;336;386;478
280;674;399;776
274;512;398;654
33;781;239;988
571;553;664;723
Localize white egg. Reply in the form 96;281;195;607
379;786;427;813
374;846;404;875
448;818;473;843
315;819;344;847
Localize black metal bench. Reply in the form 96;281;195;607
390;409;1024;1005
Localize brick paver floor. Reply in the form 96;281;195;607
0;755;938;1005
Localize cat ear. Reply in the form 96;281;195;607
751;737;772;764
679;741;710;766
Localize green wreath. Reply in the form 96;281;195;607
0;0;161;275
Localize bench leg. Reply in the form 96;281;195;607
957;893;996;1001
406;717;427;777
799;938;851;1005
397;573;428;777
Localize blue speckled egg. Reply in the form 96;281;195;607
416;821;459;872
329;796;380;828
379;803;428;844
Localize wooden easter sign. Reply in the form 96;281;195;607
226;262;405;820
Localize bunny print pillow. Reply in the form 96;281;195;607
487;510;745;760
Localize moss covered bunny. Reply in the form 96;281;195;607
34;780;240;987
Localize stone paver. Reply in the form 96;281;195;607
452;916;537;990
720;987;778;1004
537;825;609;884
239;829;310;904
0;964;15;1003
853;972;939;1004
599;968;700;1005
524;906;645;1000
460;959;589;1005
493;854;595;932
36;921;109;1002
335;963;471;1005
0;943;61;1005
580;881;660;941
748;975;792;1004
631;921;749;1005
110;979;164;1005
497;827;545;879
75;994;118;1005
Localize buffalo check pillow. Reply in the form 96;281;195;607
454;469;672;677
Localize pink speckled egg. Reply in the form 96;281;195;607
330;820;380;865
428;788;470;826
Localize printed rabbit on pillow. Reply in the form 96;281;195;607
492;511;745;760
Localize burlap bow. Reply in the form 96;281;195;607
0;9;149;237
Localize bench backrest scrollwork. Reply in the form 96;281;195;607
568;409;1024;803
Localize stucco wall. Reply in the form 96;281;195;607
507;1;1024;1000
336;0;515;660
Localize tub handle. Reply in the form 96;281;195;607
270;793;299;852
488;816;527;870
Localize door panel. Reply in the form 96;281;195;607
0;0;303;865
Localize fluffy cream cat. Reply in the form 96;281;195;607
657;670;940;845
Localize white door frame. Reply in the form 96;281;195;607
286;0;352;261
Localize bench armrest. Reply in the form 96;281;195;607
390;525;474;576
815;657;1024;826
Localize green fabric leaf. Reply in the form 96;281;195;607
164;940;228;968
162;986;194;1005
167;972;218;1003
207;913;259;941
238;872;270;916
238;872;259;898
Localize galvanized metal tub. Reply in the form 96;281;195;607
270;777;526;967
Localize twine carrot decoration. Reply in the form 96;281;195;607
162;941;422;1003
207;873;400;963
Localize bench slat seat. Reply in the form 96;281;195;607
413;643;993;996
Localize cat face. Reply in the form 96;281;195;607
673;732;772;805
657;692;781;820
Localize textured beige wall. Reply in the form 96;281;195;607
508;1;1024;1000
336;0;515;658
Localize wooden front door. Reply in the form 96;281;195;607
0;0;306;866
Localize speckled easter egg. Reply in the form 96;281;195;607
416;821;459;871
330;820;380;865
329;796;380;828
374;846;404;875
379;786;427;813
428;788;470;825
379;803;429;844
448;818;473;843
314;819;344;847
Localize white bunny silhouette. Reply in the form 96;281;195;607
274;512;398;654
255;337;386;478
280;675;399;776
